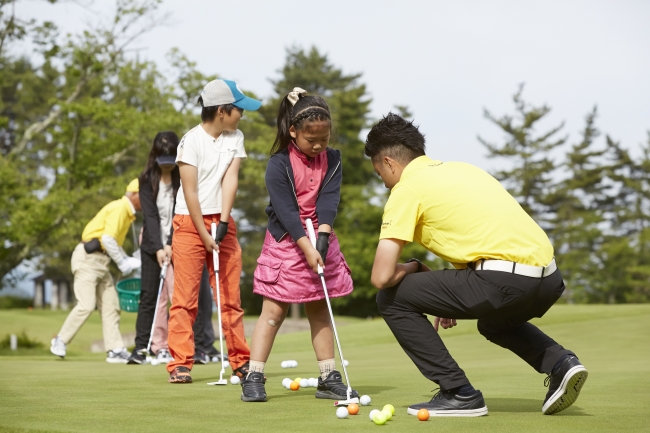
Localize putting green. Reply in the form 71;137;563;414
1;304;648;432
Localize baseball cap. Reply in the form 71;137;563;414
126;178;139;193
156;155;176;166
200;79;262;111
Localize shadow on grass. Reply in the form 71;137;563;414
486;398;591;416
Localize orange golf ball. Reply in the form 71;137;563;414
347;403;359;415
417;409;429;421
290;381;300;391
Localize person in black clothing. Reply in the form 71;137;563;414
128;132;180;364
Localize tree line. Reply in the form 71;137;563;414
1;0;647;316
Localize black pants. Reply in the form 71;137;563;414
193;265;218;356
376;267;574;390
135;256;214;354
134;249;162;351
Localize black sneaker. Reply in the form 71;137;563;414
193;350;209;365
241;372;268;402
315;370;360;400
542;355;588;415
407;389;488;417
127;349;147;365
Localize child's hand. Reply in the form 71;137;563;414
201;233;219;254
305;247;325;274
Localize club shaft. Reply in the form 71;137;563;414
146;263;167;353
212;223;226;380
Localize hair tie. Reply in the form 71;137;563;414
287;87;307;106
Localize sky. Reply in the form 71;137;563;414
8;0;650;295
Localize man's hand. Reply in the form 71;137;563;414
201;232;219;254
214;221;229;244
156;249;167;268
433;317;457;331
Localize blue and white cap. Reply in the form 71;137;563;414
200;79;262;111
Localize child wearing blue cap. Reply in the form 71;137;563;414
167;79;261;383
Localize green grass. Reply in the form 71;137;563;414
1;304;649;432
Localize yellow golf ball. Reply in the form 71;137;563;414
383;404;395;415
373;411;387;425
381;409;393;421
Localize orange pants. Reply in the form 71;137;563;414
167;214;250;372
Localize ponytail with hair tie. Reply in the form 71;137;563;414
271;87;332;155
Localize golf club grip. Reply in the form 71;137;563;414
304;219;323;274
211;222;219;272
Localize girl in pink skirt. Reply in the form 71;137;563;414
240;88;357;402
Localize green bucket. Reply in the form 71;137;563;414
115;278;141;312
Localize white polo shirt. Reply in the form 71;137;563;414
174;124;247;215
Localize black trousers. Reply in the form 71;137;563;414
376;267;574;390
135;255;214;354
193;265;218;356
134;249;162;351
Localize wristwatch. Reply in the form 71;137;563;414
406;258;423;273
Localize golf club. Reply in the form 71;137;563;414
147;260;168;366
305;218;359;406
207;222;228;386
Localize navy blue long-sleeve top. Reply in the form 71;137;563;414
265;147;342;242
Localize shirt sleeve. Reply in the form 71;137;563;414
234;130;247;158
176;132;199;167
379;185;420;242
102;200;130;246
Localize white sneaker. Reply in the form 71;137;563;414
151;349;173;366
106;348;130;364
50;336;66;358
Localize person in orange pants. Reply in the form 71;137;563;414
166;78;261;383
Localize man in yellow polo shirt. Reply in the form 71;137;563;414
365;114;587;417
50;179;142;363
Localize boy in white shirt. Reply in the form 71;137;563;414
167;79;261;383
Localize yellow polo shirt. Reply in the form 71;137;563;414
82;196;136;247
380;156;553;268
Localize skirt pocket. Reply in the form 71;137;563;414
254;255;282;284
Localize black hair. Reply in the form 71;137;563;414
197;96;238;123
139;131;181;200
364;112;426;163
271;93;332;154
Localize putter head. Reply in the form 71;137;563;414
333;397;360;407
207;380;228;386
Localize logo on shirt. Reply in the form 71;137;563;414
381;220;392;230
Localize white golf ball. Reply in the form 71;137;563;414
360;395;371;406
309;377;319;387
230;375;240;385
282;378;292;387
281;361;287;368
291;360;298;368
369;409;380;421
223;361;230;369
336;406;349;419
300;378;309;388
342;359;349;367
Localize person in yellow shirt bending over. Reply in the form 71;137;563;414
50;179;142;363
365;113;587;418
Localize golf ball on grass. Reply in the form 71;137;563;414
417;408;430;421
290;381;300;391
230;375;240;385
336;407;349;419
383;404;395;415
309;377;319;387
373;411;387;425
369;409;380;421
381;409;392;421
360;395;371;406
282;378;292;388
347;403;359;415
342;359;349;367
300;378;309;388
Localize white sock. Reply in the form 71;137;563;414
318;358;336;380
250;360;265;373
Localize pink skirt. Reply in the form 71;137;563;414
253;230;353;303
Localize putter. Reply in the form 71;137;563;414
147;261;168;366
305;219;359;406
207;222;228;386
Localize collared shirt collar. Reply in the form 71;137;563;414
400;155;432;181
122;195;136;216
